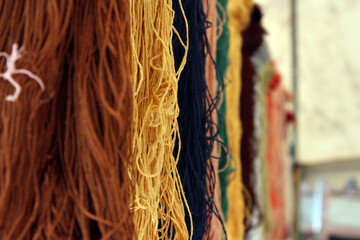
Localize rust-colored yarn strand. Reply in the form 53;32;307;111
0;0;73;238
68;1;134;239
0;1;135;239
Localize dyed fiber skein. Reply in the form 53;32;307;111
251;42;273;235
225;0;253;239
67;1;135;238
240;4;266;232
252;51;274;235
129;0;190;239
203;0;226;238
266;71;293;239
0;1;73;238
173;0;223;238
217;0;232;222
0;0;135;239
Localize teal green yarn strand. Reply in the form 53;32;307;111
217;0;232;221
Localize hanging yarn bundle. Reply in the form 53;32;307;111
266;69;294;240
203;0;227;238
0;0;135;238
0;0;296;239
225;0;253;239
217;0;232;222
128;0;190;239
0;1;73;238
67;1;134;238
173;0;224;238
240;4;266;231
252;45;274;235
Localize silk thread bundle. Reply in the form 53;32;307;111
173;0;224;238
258;63;274;236
216;0;234;222
266;72;285;239
203;0;226;238
129;0;191;239
0;1;73;238
240;5;265;232
67;1;135;238
250;42;272;238
266;70;293;239
225;0;253;239
0;1;135;238
252;45;274;235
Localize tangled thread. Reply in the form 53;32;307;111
0;43;44;101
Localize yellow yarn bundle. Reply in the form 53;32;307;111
225;0;253;239
128;0;191;239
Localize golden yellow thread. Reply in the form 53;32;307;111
225;0;253;239
128;0;192;239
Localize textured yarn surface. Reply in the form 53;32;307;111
240;5;265;232
0;1;135;239
216;0;232;222
128;0;191;239
173;0;223;238
69;1;135;238
203;0;226;238
266;71;293;240
225;0;253;239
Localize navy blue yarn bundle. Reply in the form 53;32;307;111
172;0;226;239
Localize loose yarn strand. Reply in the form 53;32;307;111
68;1;135;238
203;0;228;238
129;0;190;239
0;1;135;238
173;0;227;238
217;0;233;222
0;1;74;238
225;0;253;239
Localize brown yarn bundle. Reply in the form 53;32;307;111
0;1;134;239
67;1;134;239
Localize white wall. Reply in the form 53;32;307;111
297;0;360;164
255;0;292;91
256;0;360;165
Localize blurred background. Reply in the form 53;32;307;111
256;0;360;239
